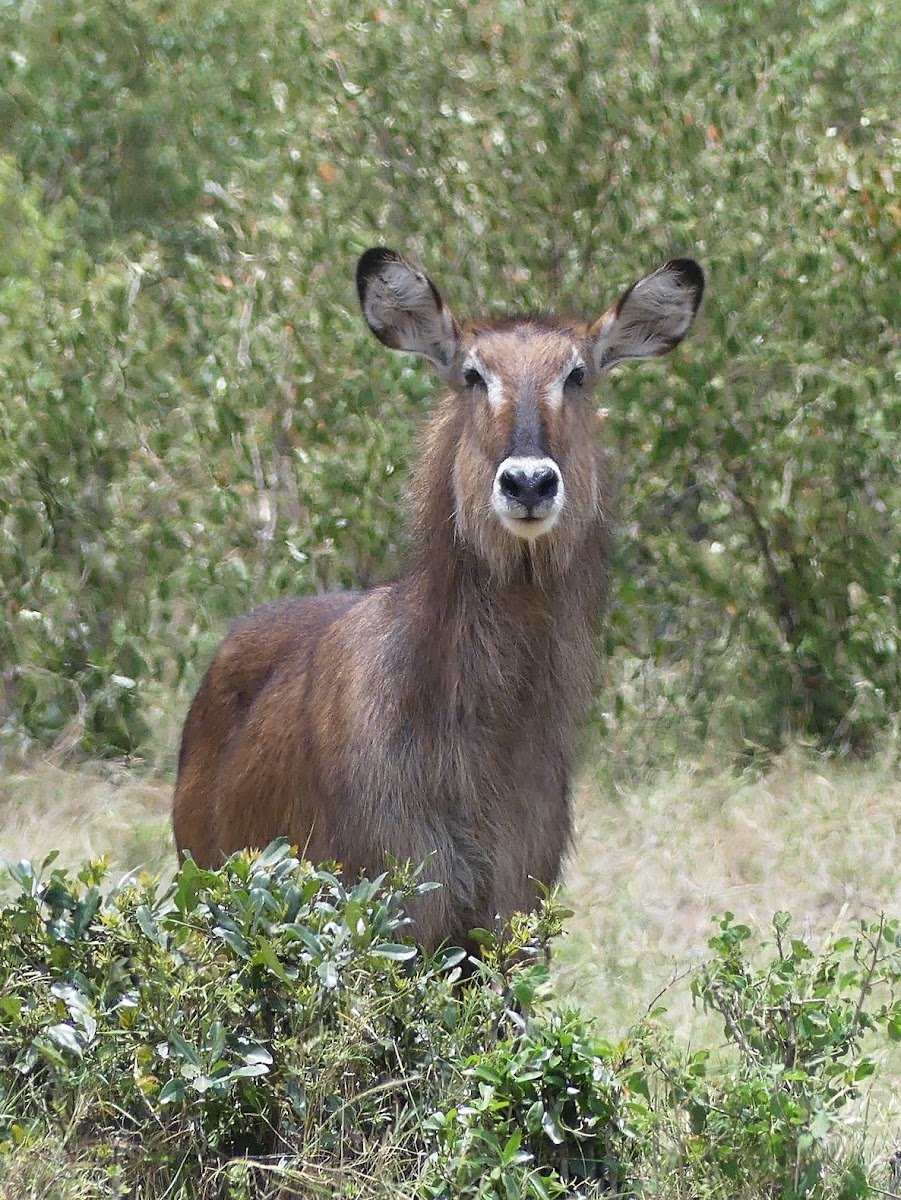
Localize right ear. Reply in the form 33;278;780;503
356;248;460;374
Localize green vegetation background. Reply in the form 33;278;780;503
1;0;898;763
1;5;900;1194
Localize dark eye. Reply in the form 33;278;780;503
463;367;486;389
565;365;586;388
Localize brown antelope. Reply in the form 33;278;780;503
173;247;704;954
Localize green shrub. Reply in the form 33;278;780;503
626;911;901;1199
0;843;631;1198
2;845;899;1197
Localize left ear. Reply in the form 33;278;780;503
589;259;704;370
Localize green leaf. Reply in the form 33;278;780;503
135;904;160;942
529;1174;554;1200
0;996;24;1024
773;910;792;934
467;927;497;948
500;1127;523;1166
213;926;251;958
168;1030;203;1068
317;960;338;989
230;1063;270;1079
253;839;292;869
242;1045;273;1067
252;938;291;982
474;1062;503;1085
158;1078;187;1105
540;1107;564;1145
370;943;417;961
520;1099;542;1128
72;886;102;939
172;857;212;915
433;947;468;972
46;1024;83;1057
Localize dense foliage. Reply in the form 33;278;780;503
1;845;900;1197
0;0;898;758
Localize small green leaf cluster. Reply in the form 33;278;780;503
423;1007;624;1199
625;912;901;1199
0;843;631;1198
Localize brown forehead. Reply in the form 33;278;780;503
460;321;588;377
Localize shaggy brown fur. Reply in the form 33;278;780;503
173;247;703;953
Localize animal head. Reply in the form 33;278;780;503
357;247;703;575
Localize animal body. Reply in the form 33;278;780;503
173;247;704;953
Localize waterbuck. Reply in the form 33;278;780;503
173;247;704;953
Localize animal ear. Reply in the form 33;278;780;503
589;259;704;371
356;248;460;372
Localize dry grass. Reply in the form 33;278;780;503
0;757;173;877
557;744;901;1172
560;745;901;1035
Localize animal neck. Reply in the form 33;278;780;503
402;443;610;728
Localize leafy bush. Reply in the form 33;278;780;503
1;845;900;1198
0;843;631;1198
0;0;898;756
627;911;901;1199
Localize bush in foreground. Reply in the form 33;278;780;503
1;843;899;1198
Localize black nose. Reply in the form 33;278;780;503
498;464;559;513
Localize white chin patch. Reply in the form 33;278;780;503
494;509;563;540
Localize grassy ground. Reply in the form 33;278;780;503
561;746;901;1038
558;744;901;1177
3;739;899;1037
0;756;172;878
2;739;900;1185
